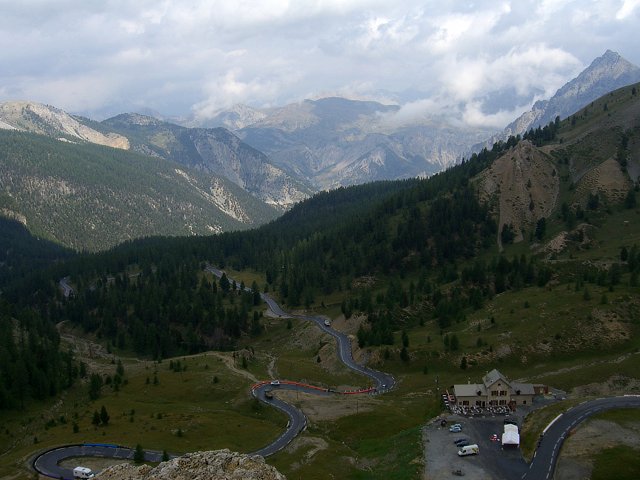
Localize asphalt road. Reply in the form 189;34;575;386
33;444;172;479
207;266;396;456
523;394;640;480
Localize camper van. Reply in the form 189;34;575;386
73;466;95;479
457;444;479;456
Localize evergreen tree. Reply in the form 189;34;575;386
100;405;110;425
134;444;145;463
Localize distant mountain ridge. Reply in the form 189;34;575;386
0;103;310;211
0;101;130;149
0;129;278;251
100;113;312;210
503;50;640;138
202;97;493;189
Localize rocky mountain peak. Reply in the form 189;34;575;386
495;50;640;141
95;449;286;480
0;101;130;149
105;112;165;127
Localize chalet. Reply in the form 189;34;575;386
451;369;536;408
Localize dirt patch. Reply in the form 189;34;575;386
474;140;559;247
285;436;329;470
555;418;640;480
208;352;259;384
569;374;640;398
574;157;632;205
276;390;379;422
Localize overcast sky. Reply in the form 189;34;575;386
1;0;639;127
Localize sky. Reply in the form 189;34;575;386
1;0;639;128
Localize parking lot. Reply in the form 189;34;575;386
423;413;528;479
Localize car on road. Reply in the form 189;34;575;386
270;380;280;386
264;390;274;400
324;319;331;326
449;425;462;433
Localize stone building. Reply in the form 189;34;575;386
451;369;537;408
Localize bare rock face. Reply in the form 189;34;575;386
96;450;286;480
474;140;559;246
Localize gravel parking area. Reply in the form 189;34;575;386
423;412;528;480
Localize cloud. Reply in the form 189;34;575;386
0;0;637;128
616;0;640;19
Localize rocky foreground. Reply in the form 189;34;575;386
95;449;286;480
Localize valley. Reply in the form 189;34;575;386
1;57;640;480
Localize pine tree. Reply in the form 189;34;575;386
134;444;145;463
100;405;110;425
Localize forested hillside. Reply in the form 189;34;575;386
0;130;278;251
2;84;638;417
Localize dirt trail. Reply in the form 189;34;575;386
208;352;259;384
515;350;640;385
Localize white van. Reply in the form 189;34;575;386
73;466;95;479
457;444;479;456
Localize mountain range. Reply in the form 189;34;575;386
1;50;639;251
203;97;494;189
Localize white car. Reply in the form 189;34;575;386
270;380;280;386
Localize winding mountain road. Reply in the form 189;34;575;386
35;269;640;479
522;395;640;480
208;267;395;456
34;269;394;478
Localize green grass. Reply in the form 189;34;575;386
0;352;286;479
592;446;640;480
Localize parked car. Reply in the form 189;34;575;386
449;425;462;433
455;440;470;447
458;444;479;456
454;438;469;445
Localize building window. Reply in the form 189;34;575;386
462;400;469;406
499;390;507;396
491;390;498;396
499;400;507;405
523;400;527;405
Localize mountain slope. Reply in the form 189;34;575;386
475;81;640;249
0;101;130;149
0;130;278;251
101;113;311;209
503;50;640;138
210;97;493;189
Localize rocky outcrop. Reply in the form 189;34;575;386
474;140;559;246
0;101;130;149
96;450;286;480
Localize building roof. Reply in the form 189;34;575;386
510;382;536;396
453;383;486;398
483;369;510;388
